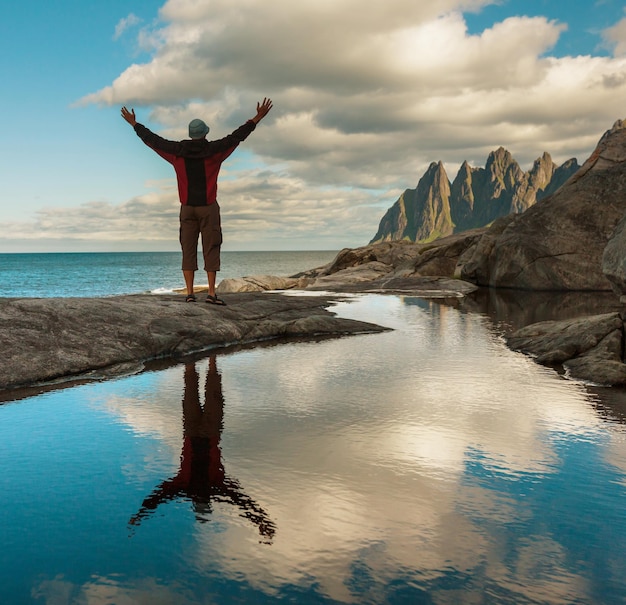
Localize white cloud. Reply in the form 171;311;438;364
113;13;142;41
603;17;626;56
73;1;626;248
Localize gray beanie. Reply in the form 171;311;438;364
188;118;209;139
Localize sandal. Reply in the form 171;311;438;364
185;294;197;303
206;294;226;306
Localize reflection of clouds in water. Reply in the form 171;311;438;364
33;574;196;605
88;294;617;603
604;437;626;487
92;370;184;445
486;534;589;604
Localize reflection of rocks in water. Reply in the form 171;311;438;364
586;386;626;425
457;288;621;333
438;286;626;394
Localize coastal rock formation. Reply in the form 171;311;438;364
506;312;626;386
13;119;623;393
370;149;578;244
297;231;485;286
220;117;626;297
460;119;626;290
0;293;387;393
215;119;626;385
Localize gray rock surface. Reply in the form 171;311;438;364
216;234;483;296
602;211;626;301
506;312;626;385
310;232;484;285
216;274;311;293
0;293;387;392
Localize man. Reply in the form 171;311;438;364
121;98;273;304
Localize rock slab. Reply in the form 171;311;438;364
0;293;387;392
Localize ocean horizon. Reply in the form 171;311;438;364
0;250;339;299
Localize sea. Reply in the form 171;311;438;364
2;250;626;604
0;250;338;298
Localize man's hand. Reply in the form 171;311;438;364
252;98;273;124
121;106;137;126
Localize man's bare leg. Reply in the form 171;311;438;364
183;270;195;296
205;271;225;305
207;271;217;297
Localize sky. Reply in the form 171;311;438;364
1;0;625;252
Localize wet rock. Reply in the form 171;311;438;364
309;275;478;298
506;312;626;385
563;329;626;386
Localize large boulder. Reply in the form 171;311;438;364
602;212;626;301
506;312;626;386
311;241;423;277
460;119;626;290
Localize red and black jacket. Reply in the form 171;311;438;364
133;120;256;206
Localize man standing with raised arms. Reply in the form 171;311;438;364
121;98;273;304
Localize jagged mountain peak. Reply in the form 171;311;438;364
370;147;580;245
486;146;514;164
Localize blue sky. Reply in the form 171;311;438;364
1;0;625;252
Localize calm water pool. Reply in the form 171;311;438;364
1;294;626;604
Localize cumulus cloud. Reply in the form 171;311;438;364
74;1;626;247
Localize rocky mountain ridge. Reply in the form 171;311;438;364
370;149;579;244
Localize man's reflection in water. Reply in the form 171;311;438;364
130;356;276;543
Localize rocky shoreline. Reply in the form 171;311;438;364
2;271;486;396
4;118;626;394
212;263;626;387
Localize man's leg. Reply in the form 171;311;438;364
199;203;223;301
180;206;200;297
207;271;217;297
184;270;196;296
